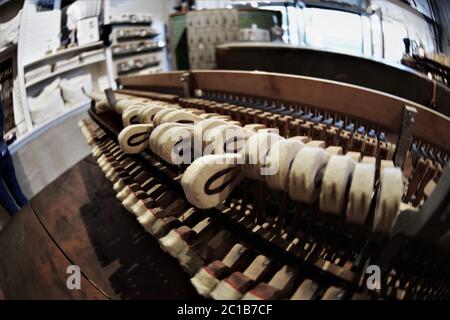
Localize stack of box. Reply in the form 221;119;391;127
239;24;271;42
108;13;152;25
170;8;279;70
109;13;164;77
115;53;161;76
186;9;239;69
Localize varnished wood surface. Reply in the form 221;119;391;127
193;71;450;151
194;70;405;132
117;71;184;89
0;206;105;300
214;43;450;116
0;205;10;230
118;70;450;152
0;157;200;300
88;108;122;137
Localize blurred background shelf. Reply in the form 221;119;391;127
117;60;160;75
0;43;17;59
112;46;163;58
9;100;91;154
116;32;159;42
0;0;12;7
25;49;106;88
24;41;104;70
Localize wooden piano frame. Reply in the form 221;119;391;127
117;70;450;154
113;70;450;279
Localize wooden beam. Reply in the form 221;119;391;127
118;71;185;89
118;70;450;151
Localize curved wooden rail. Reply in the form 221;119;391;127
118;70;450;152
0;157;199;300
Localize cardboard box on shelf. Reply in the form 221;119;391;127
77;17;100;46
239;24;271;42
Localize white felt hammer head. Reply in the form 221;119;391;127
373;167;404;234
346;163;375;225
265;139;305;191
118;124;153;154
122;103;146;127
181;154;243;209
152;108;180;126
206;125;253;155
210;280;243;300
113;179;126;192
116;185;132;202
156;126;194;165
149;122;192;155
139;105;164;124
319;155;355;215
161;110;203;124
159;229;189;258
190;268;220;298
132;200;151;217
241;132;284;181
289;147;330;203
137;211;156;232
193;119;228;153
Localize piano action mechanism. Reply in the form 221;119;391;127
79;71;450;300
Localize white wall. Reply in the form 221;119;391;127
106;0;176;30
373;0;437;57
0;0;24;23
433;0;450;56
11;110;90;198
196;0;442;61
196;0;231;10
104;0;177;70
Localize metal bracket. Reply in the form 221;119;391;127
392;163;450;242
180;72;194;98
104;88;117;109
394;105;417;168
377;163;450;271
